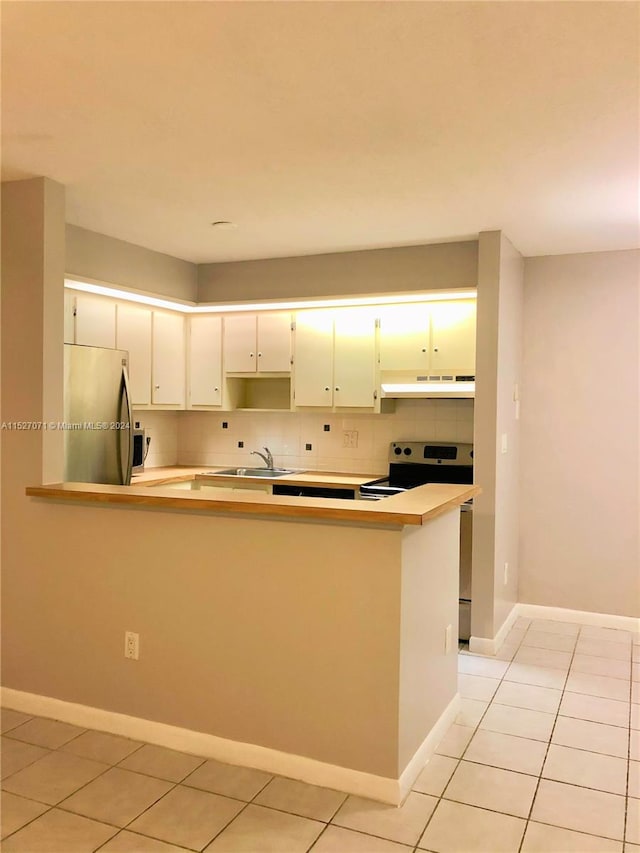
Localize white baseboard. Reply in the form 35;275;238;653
469;603;519;656
469;603;639;657
0;687;457;806
516;603;640;634
397;692;460;803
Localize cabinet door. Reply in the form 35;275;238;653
75;293;117;348
256;313;291;372
117;303;152;406
333;309;376;407
224;314;258;373
189;315;223;406
64;291;75;343
429;300;477;375
378;304;430;371
152;312;185;406
293;310;333;407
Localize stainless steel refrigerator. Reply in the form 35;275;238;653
64;344;133;485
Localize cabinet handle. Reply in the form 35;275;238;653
421;348;427;353
214;387;219;392
257;352;262;357
434;347;439;352
154;384;160;389
324;387;330;391
335;387;340;391
250;352;255;358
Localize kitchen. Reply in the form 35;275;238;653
2;1;639;850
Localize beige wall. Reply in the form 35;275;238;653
1;176;65;500
198;240;478;302
2;496;408;776
520;250;639;617
2;184;457;781
66;224;198;301
472;232;524;640
175;399;474;474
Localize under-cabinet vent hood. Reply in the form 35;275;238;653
380;374;475;399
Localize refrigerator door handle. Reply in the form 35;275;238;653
119;362;134;485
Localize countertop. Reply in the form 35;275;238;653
131;466;380;490
27;466;479;528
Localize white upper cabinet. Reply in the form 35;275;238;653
378;304;430;372
333;308;377;408
64;290;75;344
224;312;291;373
378;300;476;377
223;314;255;373
116;303;152;406
293;308;376;408
152;311;185;406
429;299;477;375
74;293;117;349
189;315;223;407
293;310;334;407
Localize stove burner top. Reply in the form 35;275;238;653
361;441;474;499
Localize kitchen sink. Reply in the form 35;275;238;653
206;467;302;478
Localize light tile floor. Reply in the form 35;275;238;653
1;617;638;852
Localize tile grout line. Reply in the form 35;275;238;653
515;621;581;853
414;618;531;850
2;624;636;851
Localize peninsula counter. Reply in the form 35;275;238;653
19;478;479;804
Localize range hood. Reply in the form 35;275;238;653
380;374;475;399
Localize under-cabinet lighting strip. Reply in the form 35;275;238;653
64;279;476;313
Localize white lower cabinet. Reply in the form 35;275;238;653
293;308;376;408
189;315;223;407
152;311;185;406
116;303;152;406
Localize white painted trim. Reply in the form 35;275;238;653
397;692;461;803
516;603;640;634
2;687;434;805
469;603;519;656
469;604;639;656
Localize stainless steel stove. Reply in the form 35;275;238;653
360;441;474;641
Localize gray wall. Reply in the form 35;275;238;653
66;225;198;301
198;240;478;302
519;249;639;617
472;232;524;642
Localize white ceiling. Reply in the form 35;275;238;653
2;1;638;263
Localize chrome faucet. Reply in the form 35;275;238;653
251;446;274;469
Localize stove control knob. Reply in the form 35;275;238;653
394;446;402;455
403;447;412;456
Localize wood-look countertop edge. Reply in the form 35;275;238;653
25;482;480;528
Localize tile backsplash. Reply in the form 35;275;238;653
173;399;474;475
132;410;179;469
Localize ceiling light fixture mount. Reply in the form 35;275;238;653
211;220;238;230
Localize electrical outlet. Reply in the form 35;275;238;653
503;562;509;585
124;631;139;660
343;430;358;448
444;624;453;654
